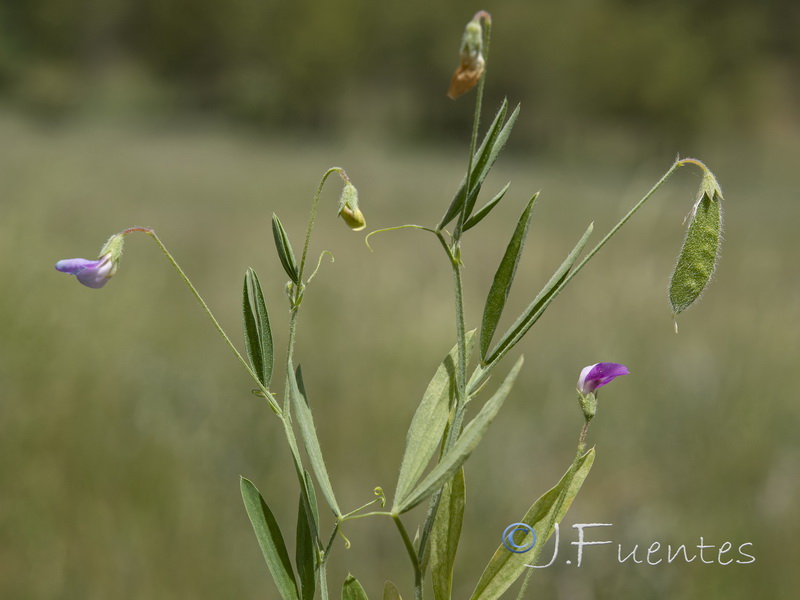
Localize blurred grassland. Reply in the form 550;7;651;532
1;111;799;599
3;0;798;153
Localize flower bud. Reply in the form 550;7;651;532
447;18;485;100
338;181;366;231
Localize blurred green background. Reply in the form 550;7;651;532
1;0;798;598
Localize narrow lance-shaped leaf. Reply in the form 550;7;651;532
484;222;594;367
396;356;523;514
240;477;300;600
469;449;595;600
290;364;342;517
272;214;300;284
438;100;508;230
383;580;403;600
463;182;511;233
242;273;263;382
342;574;369;600
394;331;476;506
430;466;466;600
296;470;319;600
480;193;539;360
458;104;520;230
243;268;274;388
248;269;274;387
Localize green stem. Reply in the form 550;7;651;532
341;510;393;521
452;265;468;413
298;167;344;283
567;160;685;280
449;12;492;434
127;227;326;594
283;167;353;599
470;157;691;384
454;15;492;243
365;224;438;252
285;309;300;415
126;228;281;414
322;523;340;560
338;494;386;520
516;418;590;600
319;564;330;600
415;152;472;578
415;17;494;577
392;514;423;600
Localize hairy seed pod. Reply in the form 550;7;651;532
669;187;723;316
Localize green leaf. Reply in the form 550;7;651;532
479;193;539;360
469;449;595;600
438;100;510;230
462;182;511;232
343;574;369;600
393;331;476;508
291;365;341;517
431;466;466;600
383;580;402;600
242;276;262;381
484;222;594;367
272;214;300;284
243;268;274;388
396;356;523;513
296;470;319;600
459;104;520;229
240;477;300;600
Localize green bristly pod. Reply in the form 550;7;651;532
669;167;723;317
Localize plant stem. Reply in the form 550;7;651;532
415;264;469;567
516;417;590;600
454;14;492;243
453;80;485;243
393;514;423;600
298;167;343;283
469;157;692;385
282;167;354;600
285;309;300;414
450;13;492;420
415;18;493;579
125;227;330;592
341;510;393;521
451;265;468;414
568;160;686;279
126;228;281;414
319;564;330;600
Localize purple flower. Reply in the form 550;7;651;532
55;255;115;288
577;362;630;396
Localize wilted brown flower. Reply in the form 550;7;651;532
447;15;488;99
447;54;485;100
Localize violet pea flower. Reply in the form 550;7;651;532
577;362;630;396
55;255;115;289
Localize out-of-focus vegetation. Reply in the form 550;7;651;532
1;114;798;598
2;0;799;598
1;0;798;149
